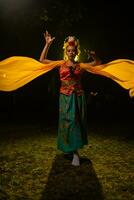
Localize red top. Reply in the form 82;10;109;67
59;63;84;96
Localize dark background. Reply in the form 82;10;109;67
0;0;134;123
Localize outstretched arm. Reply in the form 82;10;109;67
39;30;55;64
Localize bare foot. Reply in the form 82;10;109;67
71;153;80;166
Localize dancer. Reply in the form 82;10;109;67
39;31;102;166
39;31;134;166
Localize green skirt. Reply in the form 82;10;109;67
57;93;88;153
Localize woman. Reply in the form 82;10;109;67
39;31;102;166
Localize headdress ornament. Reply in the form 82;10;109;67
63;36;78;48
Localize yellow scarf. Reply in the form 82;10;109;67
0;56;64;91
0;56;134;97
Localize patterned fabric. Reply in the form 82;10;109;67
59;63;84;95
57;93;88;153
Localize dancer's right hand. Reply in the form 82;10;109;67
43;30;55;45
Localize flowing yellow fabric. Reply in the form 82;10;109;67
0;56;64;91
0;56;134;97
80;59;134;97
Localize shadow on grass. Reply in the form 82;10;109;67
40;154;104;200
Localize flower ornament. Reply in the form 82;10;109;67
68;41;75;46
63;36;78;49
68;36;77;46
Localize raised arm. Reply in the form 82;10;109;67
39;30;55;64
80;51;123;82
84;50;102;66
80;49;103;72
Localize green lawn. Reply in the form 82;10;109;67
0;119;134;200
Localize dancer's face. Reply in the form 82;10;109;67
66;46;77;61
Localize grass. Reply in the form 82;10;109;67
0;118;134;200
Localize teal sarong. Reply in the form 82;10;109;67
57;93;88;153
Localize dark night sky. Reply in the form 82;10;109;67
0;0;134;120
0;0;133;59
